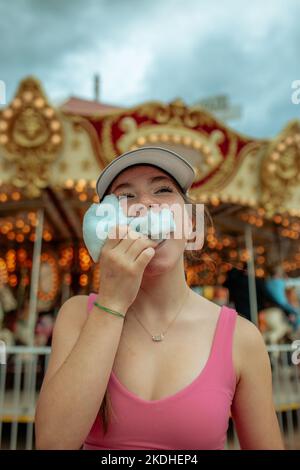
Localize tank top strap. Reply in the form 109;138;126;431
87;292;99;313
207;305;238;390
210;305;237;361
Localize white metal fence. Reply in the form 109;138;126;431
0;346;50;450
0;345;299;450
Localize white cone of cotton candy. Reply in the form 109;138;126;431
82;194;176;262
128;207;175;240
82;195;127;262
82;203;107;263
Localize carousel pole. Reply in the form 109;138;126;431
245;225;258;326
27;208;44;346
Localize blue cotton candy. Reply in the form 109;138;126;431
82;194;176;262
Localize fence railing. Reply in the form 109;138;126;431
0;346;50;450
0;344;299;450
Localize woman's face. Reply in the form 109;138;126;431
107;164;190;276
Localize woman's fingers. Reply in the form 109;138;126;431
125;233;160;261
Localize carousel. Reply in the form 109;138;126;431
0;76;300;347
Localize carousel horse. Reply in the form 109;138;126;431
259;307;293;346
0;284;17;346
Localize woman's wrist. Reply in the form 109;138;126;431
93;301;125;319
95;294;129;317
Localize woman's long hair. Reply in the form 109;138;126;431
98;188;213;434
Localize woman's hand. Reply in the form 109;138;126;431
97;224;159;313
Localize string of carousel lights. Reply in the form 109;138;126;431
0;211;53;242
1;184;299;289
185;222;300;284
63;179;98;203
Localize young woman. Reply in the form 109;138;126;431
35;147;284;450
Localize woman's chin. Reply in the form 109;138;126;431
143;263;169;278
143;253;173;276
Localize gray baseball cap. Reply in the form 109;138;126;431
96;146;196;201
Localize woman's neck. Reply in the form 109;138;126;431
126;259;190;325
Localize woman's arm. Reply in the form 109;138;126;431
231;316;285;450
35;226;159;449
35;294;127;450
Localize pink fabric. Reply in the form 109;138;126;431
82;292;237;450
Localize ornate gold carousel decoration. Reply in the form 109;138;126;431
0;76;300;344
0;77;63;198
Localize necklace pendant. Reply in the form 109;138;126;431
152;333;164;342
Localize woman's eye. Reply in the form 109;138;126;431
117;186;173;198
117;193;134;198
155;186;173;193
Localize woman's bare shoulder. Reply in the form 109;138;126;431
61;294;89;309
234;314;265;347
190;290;221;320
54;295;90;332
233;313;268;383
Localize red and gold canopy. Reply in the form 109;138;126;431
0;76;299;292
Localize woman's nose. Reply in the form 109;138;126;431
135;203;154;217
129;199;156;217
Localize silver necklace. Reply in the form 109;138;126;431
130;289;190;342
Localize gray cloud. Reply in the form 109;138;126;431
0;0;299;138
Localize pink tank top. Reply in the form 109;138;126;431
83;292;237;450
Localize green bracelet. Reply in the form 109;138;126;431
93;301;125;319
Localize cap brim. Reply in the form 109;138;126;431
96;147;196;201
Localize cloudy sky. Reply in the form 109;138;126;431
0;0;299;138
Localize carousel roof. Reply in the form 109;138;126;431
60;96;123;116
0;76;299;281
